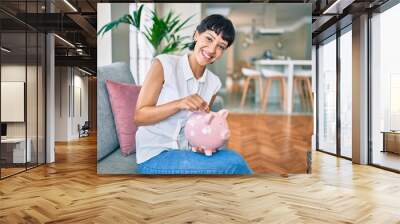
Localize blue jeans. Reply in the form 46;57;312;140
137;149;253;175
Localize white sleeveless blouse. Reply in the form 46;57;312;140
135;53;222;164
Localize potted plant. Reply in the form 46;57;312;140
97;5;194;56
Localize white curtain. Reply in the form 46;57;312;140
129;3;155;85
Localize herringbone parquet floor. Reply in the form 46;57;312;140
227;114;313;173
1;114;400;223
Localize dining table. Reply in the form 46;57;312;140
254;59;312;114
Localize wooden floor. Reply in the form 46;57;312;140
1;167;26;178
372;151;400;171
228;114;313;173
1;119;400;223
1;163;44;178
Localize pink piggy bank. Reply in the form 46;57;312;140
184;109;230;156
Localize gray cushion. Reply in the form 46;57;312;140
97;62;135;161
97;150;137;174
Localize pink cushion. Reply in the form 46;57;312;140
105;80;141;156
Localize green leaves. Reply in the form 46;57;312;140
97;5;143;37
143;10;169;52
97;4;194;55
161;35;191;54
132;4;144;28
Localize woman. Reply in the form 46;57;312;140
134;14;253;174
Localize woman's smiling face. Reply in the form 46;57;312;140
193;30;229;66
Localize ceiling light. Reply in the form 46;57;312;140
1;47;11;53
76;48;86;55
323;0;354;15
78;67;92;76
63;0;78;12
323;0;341;14
54;34;75;48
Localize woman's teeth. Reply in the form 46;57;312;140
202;51;212;60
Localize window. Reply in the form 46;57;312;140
339;28;352;158
317;36;337;154
0;1;46;179
370;3;400;171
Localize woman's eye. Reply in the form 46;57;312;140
218;45;226;50
206;37;212;42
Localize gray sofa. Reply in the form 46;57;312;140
97;62;224;174
97;62;138;174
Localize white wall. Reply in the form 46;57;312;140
157;3;202;48
54;67;89;141
111;3;130;64
97;3;112;66
1;66;26;134
1;64;46;164
98;3;131;66
55;67;68;141
1;65;27;140
1;65;37;137
72;73;89;138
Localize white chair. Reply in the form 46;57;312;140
260;68;287;112
293;69;313;111
240;67;264;108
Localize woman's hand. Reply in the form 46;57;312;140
178;94;210;112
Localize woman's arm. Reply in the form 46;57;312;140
134;59;209;126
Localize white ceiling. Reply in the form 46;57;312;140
205;3;311;29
